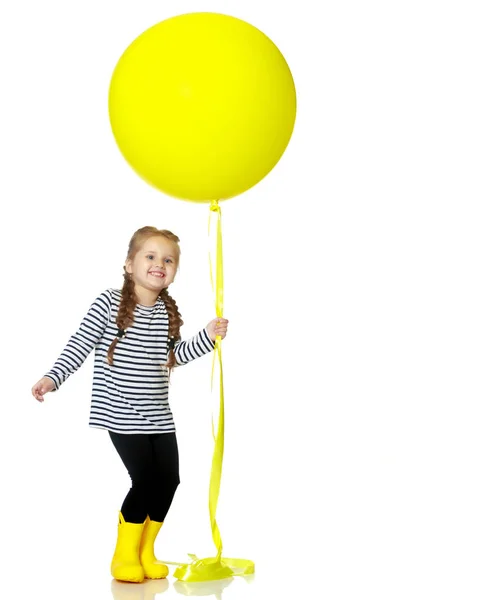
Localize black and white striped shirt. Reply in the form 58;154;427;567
44;289;215;434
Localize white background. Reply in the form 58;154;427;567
1;1;478;599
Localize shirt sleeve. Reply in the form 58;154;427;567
173;327;216;366
44;290;112;390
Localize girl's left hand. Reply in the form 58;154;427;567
206;318;229;342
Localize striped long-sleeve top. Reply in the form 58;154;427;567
44;288;215;434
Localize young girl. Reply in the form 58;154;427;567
31;226;228;583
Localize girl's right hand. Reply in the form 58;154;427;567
32;377;55;402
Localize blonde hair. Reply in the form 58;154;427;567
107;226;184;371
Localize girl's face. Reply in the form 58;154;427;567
125;236;179;297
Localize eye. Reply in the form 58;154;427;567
165;258;173;264
147;255;154;260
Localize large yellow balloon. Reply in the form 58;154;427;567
108;12;296;202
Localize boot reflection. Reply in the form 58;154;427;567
111;577;169;599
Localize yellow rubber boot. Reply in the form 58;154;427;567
111;512;145;583
139;516;169;579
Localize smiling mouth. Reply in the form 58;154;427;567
149;272;165;278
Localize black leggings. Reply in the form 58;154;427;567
109;431;180;524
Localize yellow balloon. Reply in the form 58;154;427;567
108;12;296;202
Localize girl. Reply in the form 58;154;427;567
31;226;228;583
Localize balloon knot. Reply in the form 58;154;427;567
210;200;221;213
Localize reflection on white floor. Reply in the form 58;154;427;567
110;575;255;599
111;578;169;599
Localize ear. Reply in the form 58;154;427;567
125;259;133;274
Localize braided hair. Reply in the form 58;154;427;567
106;226;184;371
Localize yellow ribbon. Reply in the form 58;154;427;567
166;200;254;582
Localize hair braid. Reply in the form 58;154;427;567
107;271;137;365
106;226;182;369
160;288;184;368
